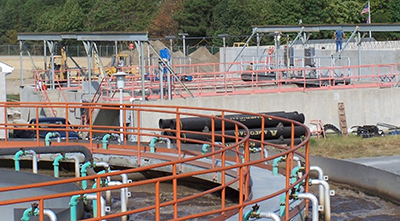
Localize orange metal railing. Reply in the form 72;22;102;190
0;102;310;220
29;61;400;104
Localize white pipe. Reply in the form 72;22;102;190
293;156;302;167
298;193;318;221
310;166;325;211
86;194;106;220
258;212;280;221
311;179;332;221
95;162;110;171
106;172;129;205
263;148;268;165
159;137;171;149
108;181;128;221
43;209;58;221
68;155;81;178
25;150;38;174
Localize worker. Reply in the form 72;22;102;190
334;29;345;53
118;57;124;71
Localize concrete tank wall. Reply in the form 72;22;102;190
310;155;400;204
148;87;400;132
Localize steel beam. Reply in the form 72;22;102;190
76;32;148;41
17;32;148;42
18;33;62;41
253;23;400;33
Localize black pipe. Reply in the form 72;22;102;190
165;126;306;143
159;118;176;129
160;111;305;131
226;138;304;148
0;145;92;162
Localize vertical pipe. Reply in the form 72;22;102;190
256;33;260;62
20;41;24;85
25;150;38;174
14;150;25;171
155;181;160;221
311;179;332;221
358;32;361;80
140;41;146;101
44;40;47;70
67;154;81;178
69;195;80;221
160;61;164;100
119;88;124;143
86;194;106;219
49;41;55;90
223;36;227;92
108;181;128;221
298;193;319;221
310;166;325;212
167;61;171;100
368;0;372;38
53;154;64;178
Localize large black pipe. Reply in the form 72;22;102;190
159;111;305;131
163;126;306;143
226;138;304;148
0;145;93;162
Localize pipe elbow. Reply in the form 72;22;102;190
149;137;160;153
69;195;81;206
80;161;94;173
201;144;210;154
14;150;25;161
45;132;56;140
53;155;65;166
160;137;171;149
21;208;32;221
290;166;302;179
272;156;283;175
149;137;159;146
102;133;111;143
21;206;39;220
272;156;283;167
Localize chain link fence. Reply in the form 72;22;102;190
0;44;220;57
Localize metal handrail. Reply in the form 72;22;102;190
0;102;310;221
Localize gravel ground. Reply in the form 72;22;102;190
1;55;107;95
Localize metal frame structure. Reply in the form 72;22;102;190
18;32;149;98
251;24;400;71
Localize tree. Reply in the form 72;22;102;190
388;0;400;22
88;0;158;32
148;0;183;37
175;0;220;36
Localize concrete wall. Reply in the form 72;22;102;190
310;155;400;204
20;86;400;135
148;87;400;133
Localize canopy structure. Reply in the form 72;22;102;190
17;32;149;97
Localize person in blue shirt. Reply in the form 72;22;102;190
334;29;345;52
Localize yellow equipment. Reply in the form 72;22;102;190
51;46;68;80
233;42;249;47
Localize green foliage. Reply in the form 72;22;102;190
175;0;219;36
0;0;399;44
